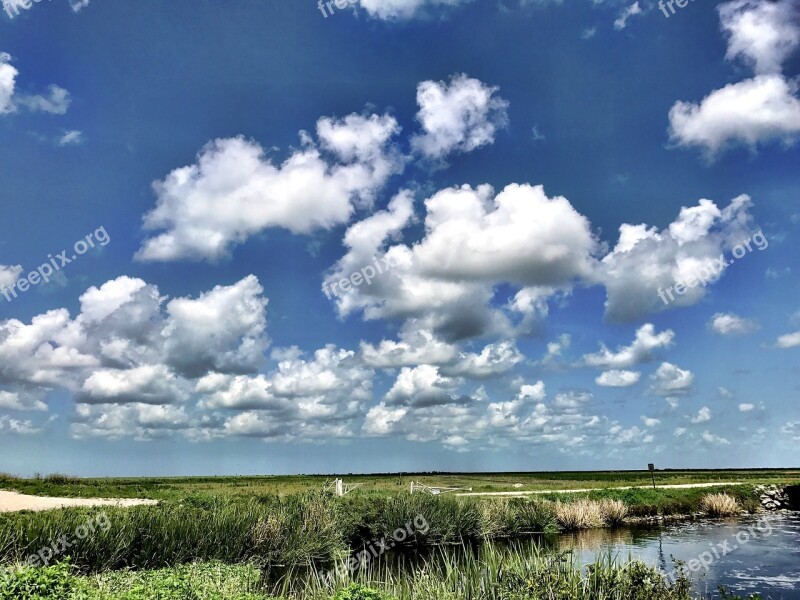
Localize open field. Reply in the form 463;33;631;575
1;469;796;501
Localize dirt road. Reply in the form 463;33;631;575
455;482;745;497
0;490;157;512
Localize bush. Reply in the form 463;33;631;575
333;583;386;600
599;499;628;526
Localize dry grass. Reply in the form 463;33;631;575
555;498;630;530
700;493;740;517
599;499;628;525
555;499;604;530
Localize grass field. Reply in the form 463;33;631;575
1;470;795;599
1;469;796;500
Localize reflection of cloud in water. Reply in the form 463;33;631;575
727;570;800;592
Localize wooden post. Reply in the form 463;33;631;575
648;464;656;489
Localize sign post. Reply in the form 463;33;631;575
648;463;656;489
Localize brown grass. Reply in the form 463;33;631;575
701;492;740;517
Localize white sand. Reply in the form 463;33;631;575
0;490;158;512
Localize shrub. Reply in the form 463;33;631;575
701;493;740;517
333;583;386;600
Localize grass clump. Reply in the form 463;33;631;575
701;493;740;517
555;499;604;530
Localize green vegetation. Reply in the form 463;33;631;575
0;469;795;501
0;551;763;599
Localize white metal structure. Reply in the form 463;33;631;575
410;481;472;495
327;478;363;497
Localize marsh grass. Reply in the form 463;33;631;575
700;493;740;517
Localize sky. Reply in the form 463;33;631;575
0;0;798;477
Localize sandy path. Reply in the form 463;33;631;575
455;482;745;497
0;490;158;512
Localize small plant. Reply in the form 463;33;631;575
333;583;386;600
0;560;79;599
701;493;740;517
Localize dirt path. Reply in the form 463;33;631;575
455;482;745;497
0;490;158;512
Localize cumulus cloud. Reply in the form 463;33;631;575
0;415;42;435
136;114;402;262
668;75;800;156
411;75;509;162
669;0;800;157
739;403;755;411
718;0;800;74
0;265;22;290
384;365;462;407
708;312;759;335
583;324;674;370
328;182;598;342
691;406;712;423
595;369;641;387
650;362;694;396
598;195;758;320
0;391;47;412
775;330;800;348
702;430;730;444
0;53;71;116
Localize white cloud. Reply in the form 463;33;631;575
718;0;800;75
674;427;687;437
598;195;757;320
641;416;660;427
739;403;755;411
327;182;597;342
583;324;674;370
614;2;642;30
595;369;641;387
384;365;462;407
0;265;22;290
650;362;694;396
0;415;42;435
0;391;47;412
411;75;509;162
702;430;730;445
361;329;459;368
78;364;189;405
440;340;523;379
357;0;472;20
0;53;71;116
0;53;17;115
776;331;800;348
668;75;800;156
690;406;712;423
58;130;84;146
708;312;759;335
68;0;91;12
136;114;402;261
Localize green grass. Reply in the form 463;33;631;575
1;469;796;501
0;551;764;599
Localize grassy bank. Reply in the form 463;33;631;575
0;488;767;574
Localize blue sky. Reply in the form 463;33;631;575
0;0;798;477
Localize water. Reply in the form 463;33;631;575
548;513;800;598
